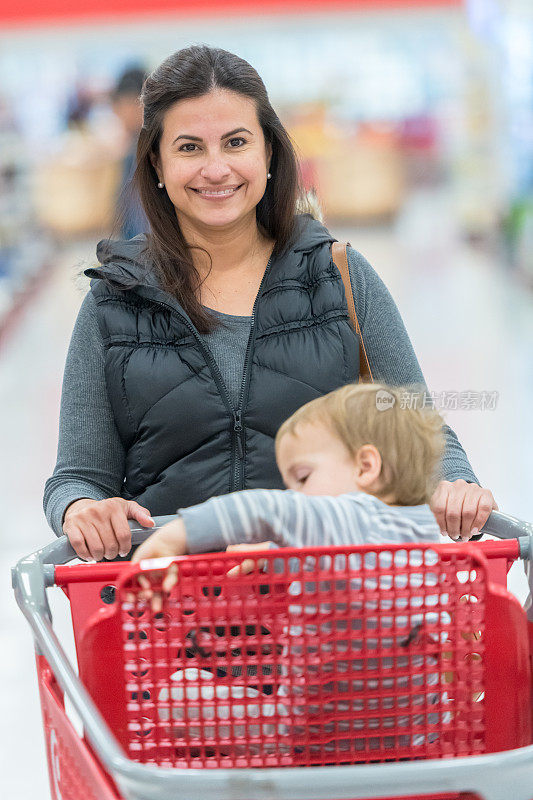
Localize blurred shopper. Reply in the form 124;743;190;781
43;46;497;561
33;81;121;238
111;66;149;239
65;83;93;130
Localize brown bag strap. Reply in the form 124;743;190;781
331;241;374;383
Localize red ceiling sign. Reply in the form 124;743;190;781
0;0;462;28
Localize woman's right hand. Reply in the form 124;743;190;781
62;498;155;561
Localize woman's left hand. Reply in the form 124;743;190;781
429;479;499;541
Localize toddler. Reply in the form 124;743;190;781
131;383;448;758
133;382;444;565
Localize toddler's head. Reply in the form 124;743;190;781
275;383;445;506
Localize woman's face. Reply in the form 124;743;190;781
152;89;272;236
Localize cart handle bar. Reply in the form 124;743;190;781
52;538;524;588
47;509;533;588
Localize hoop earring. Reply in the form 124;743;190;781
157;182;164;189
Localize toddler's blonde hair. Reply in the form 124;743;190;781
275;383;445;506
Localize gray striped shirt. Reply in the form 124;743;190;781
179;488;444;753
182;489;442;554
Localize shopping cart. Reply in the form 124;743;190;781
12;510;533;800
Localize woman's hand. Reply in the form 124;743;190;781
62;497;155;561
429;479;498;541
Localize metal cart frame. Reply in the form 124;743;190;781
12;511;533;800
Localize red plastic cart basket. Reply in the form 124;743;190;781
12;510;533;800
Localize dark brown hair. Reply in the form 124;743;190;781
117;45;306;332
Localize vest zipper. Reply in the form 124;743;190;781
149;299;237;490
148;253;273;493
233;409;244;460
232;254;273;489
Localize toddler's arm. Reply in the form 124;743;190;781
133;488;440;563
132;489;309;565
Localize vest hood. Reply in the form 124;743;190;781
85;233;158;289
291;213;336;253
84;214;336;289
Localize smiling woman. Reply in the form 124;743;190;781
149;88;274;314
154;100;270;221
129;46;302;328
43;44;496;562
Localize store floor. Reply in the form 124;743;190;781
2;191;532;797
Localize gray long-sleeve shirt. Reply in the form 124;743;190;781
181;488;441;554
178;488;443;755
43;246;479;537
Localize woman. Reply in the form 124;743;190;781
44;45;497;561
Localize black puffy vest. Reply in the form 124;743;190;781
85;214;359;514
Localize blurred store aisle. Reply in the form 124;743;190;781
1;238;94;800
336;188;533;523
2;191;533;797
